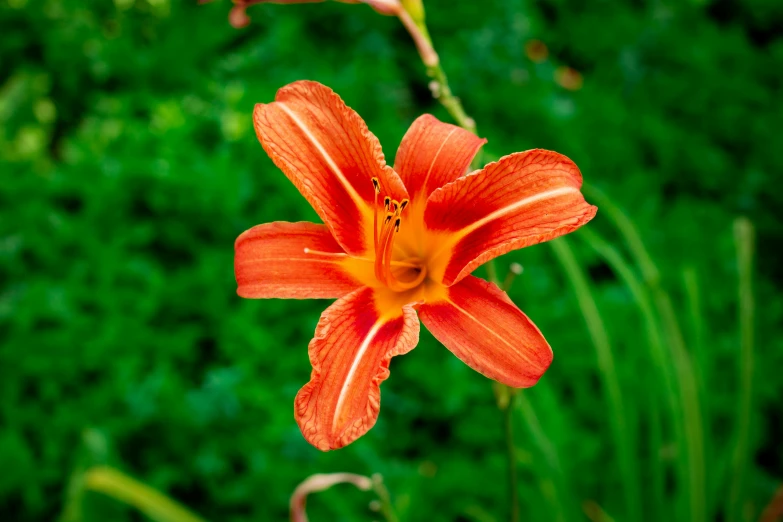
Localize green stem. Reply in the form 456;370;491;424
424;62;477;135
485;258;499;285
494;262;519;522
396;6;480;152
550;237;640;522
516;391;568;522
657;292;707;522
726;217;755;522
83;467;206;522
398;5;511;519
372;474;400;522
579;227;679;521
683;266;712;515
503;391;520;522
582;188;706;522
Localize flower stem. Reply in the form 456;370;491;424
499;269;520;522
726;217;755;522
395;6;480;162
503;391;520;522
493;265;521;522
397;5;510;519
371;474;399;522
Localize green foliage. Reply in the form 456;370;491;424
1;0;781;520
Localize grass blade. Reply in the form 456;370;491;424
726;217;756;522
83;466;207;522
516;391;568;522
578;226;679;521
582;185;706;522
549;237;641;522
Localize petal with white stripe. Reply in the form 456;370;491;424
394;114;486;205
420;275;552;388
424;149;597;286
234;221;362;299
295;286;420;451
253;81;408;256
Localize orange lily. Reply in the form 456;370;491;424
235;81;597;450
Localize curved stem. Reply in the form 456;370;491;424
371;474;399;522
503;392;520;522
395;6;480;160
82;467;206;522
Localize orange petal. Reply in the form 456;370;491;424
253;81;408;256
235;222;361;299
394;114;486;205
419;276;552;387
295;287;419;450
425;149;597;286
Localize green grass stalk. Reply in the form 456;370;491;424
516;392;568;522
683;266;715;514
583;186;706;522
550;237;641;522
725;217;756;522
579;226;681;520
82;467;207;522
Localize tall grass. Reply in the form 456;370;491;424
581;184;706;522
549;238;641;522
726;217;756;522
515;186;757;522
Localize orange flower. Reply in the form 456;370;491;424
235;81;597;450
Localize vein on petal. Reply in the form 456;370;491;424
277;101;369;213
331;319;384;434
444;297;535;366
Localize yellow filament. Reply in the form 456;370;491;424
374;213;395;283
364;180;424;291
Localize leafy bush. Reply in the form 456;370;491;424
1;0;781;520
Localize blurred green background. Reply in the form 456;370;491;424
2;0;782;520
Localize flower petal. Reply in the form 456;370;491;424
394;114;486;204
253;81;408;256
295;286;419;450
425;149;597;286
419;276;552;388
235;222;361;299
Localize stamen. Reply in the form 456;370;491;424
372;178;381;249
369;188;423;291
374;213;395;283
